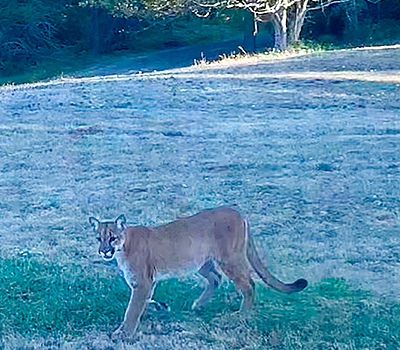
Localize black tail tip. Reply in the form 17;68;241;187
294;278;308;291
283;278;308;294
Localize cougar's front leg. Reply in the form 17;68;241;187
112;275;154;341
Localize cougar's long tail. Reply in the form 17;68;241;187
243;218;307;294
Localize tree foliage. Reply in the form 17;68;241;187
187;0;354;49
0;0;67;74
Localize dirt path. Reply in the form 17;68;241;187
77;34;275;77
77;38;247;77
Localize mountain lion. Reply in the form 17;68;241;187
89;207;307;340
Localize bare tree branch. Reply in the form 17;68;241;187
308;0;350;11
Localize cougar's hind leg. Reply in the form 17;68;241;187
192;259;222;309
220;262;255;310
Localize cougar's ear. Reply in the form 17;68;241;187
115;214;126;230
89;217;100;231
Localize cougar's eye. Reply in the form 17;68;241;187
96;237;101;242
110;236;117;242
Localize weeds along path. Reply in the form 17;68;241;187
0;46;400;349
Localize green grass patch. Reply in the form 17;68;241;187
251;279;400;349
154;277;400;348
1;256;400;348
0;256;129;338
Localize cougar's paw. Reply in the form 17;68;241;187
111;326;125;342
111;325;135;342
191;299;206;310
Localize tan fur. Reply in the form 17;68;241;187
89;207;307;340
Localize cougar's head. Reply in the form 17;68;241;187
89;214;127;261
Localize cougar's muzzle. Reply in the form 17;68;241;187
99;246;115;261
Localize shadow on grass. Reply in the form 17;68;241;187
1;256;400;348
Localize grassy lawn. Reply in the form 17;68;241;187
1;46;400;349
1;255;400;348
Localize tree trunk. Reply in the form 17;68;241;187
344;0;359;42
272;8;288;50
242;10;257;52
288;0;308;44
